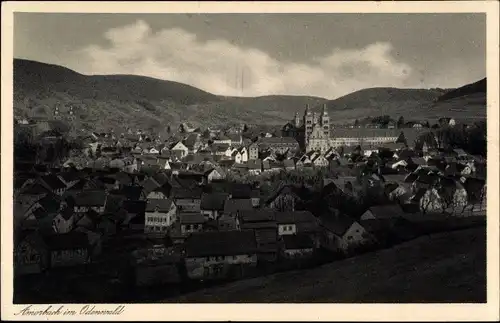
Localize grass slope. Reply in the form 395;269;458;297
165;226;486;303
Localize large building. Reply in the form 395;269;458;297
284;104;427;153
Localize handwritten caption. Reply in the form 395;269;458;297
14;305;125;316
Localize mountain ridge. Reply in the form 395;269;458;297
13;59;486;132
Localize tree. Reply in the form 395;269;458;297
354;119;360;127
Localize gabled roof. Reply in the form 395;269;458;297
38;195;61;214
320;215;356;236
146;199;174;212
184;230;257;257
200;192;229;211
40;174;66;190
364;204;405;219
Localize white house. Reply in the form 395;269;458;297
170;141;189;158
231;150;242;164
319;216;374;254
239;147;248;163
144;199;177;236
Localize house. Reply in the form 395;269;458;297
73;190;107;215
439;117;456;127
43;232;90;268
14;230;49;276
248;142;259;160
231;150;243;164
183;230;258;280
283;159;295;171
250;189;261;208
200;193;229;220
122;200;147;229
21;194;61;229
52;208;75;234
15;183;50;214
360;204;405;220
319;216;374;254
204;168;225;183
180;212;207;235
265;185;303;212
275;211;317;236
170;141;189;159
183;133;202;153
282;234;315;259
239;147;249;162
57;171;81;189
223;198;254;217
247;159;262;175
39;174;66;196
311;154;329;167
237;210;279;262
144;199;177;236
172;188;203;212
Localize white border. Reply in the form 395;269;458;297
2;1;499;321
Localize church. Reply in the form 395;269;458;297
281;104;330;152
282;103;332;152
282;104;424;153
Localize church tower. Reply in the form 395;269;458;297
294;112;301;128
303;104;313;145
313;112;318;125
320;103;330;138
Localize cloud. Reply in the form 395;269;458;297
74;20;413;99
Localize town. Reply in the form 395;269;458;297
13;104;487;303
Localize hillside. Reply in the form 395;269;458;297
13;59;486;132
436;78;486;102
165;226;486;303
13;59;326;132
313;79;486;123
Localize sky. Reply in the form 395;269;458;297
14;13;486;99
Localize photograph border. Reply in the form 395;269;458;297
2;1;499;321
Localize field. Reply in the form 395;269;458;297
165;226;486;303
